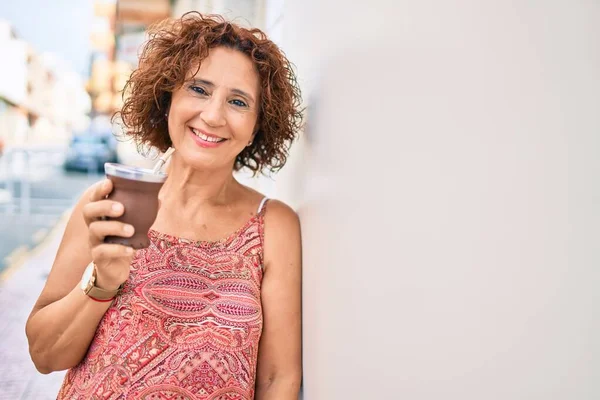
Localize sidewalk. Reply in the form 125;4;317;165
0;217;69;399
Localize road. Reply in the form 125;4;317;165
0;157;103;274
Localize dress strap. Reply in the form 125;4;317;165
257;197;269;214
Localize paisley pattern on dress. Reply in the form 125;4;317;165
57;205;267;400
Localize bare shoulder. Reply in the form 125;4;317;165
235;183;299;233
263;199;301;271
264;199;300;230
236;184;268;214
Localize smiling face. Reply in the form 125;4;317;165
166;46;260;171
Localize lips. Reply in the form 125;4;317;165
191;128;225;143
189;127;228;149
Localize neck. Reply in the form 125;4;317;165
160;154;238;207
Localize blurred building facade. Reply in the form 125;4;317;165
0;20;90;148
89;0;171;116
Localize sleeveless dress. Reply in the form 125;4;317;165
57;199;269;400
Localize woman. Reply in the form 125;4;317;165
26;12;303;400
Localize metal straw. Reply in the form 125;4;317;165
152;147;175;173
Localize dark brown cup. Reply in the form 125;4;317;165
103;163;167;249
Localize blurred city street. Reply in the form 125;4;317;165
0;147;102;274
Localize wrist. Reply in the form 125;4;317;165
80;262;124;301
94;274;123;292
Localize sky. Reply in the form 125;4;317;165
0;0;95;77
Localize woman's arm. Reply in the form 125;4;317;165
25;180;134;373
255;200;302;399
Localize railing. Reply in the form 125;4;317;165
0;145;74;217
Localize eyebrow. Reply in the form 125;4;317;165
191;79;255;104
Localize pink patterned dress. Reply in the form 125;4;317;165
58;202;268;400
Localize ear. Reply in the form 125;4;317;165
246;127;259;147
251;124;260;141
163;97;172;121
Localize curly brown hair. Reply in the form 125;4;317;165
116;12;303;174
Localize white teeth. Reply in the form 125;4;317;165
192;128;224;143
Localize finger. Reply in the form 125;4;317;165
89;179;113;203
82;200;124;225
91;243;135;261
88;220;134;246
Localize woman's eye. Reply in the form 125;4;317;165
230;99;248;108
191;86;208;95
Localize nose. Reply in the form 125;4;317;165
200;96;226;128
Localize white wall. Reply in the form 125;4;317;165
273;1;600;399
